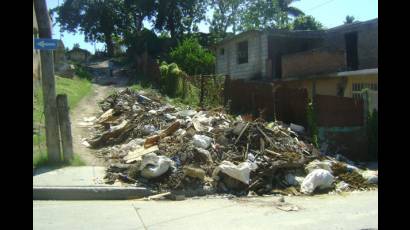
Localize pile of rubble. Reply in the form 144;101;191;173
84;89;378;197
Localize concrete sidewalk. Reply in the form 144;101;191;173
33;166;151;200
33;190;378;230
33;166;108;187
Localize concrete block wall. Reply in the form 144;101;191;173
260;34;269;77
357;24;378;69
215;32;263;79
324;19;378;70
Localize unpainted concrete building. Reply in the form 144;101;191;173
214;18;378;100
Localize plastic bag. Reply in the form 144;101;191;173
193;134;213;149
301;169;334;194
212;161;258;185
139;153;174;179
360;170;378;184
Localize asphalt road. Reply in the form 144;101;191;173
33;190;377;230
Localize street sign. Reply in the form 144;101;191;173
34;38;59;50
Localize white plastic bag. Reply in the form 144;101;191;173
212;161;257;185
142;125;157;135
139;153;174;179
301;169;334;194
193;134;213;149
360;170;378;184
290;123;305;133
335;181;349;191
284;174;304;186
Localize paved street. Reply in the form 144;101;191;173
33;190;377;230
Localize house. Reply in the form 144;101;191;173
214;18;378;101
67;47;91;63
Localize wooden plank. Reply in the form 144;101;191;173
144;121;180;148
124;145;159;163
235;122;249;144
57;94;73;161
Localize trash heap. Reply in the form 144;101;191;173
85;89;378;197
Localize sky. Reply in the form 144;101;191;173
46;0;378;54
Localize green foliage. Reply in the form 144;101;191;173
33;151;85;168
237;0;304;32
169;38;215;75
344;15;356;24
203;76;225;107
74;65;93;81
154;0;208;39
307;101;319;148
209;0;242;36
367;110;378;160
292;15;323;31
52;0;122;56
124;28;161;60
159;62;185;98
33;76;92;167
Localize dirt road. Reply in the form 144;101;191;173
70;60;131;166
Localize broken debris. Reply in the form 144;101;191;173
84;88;377;198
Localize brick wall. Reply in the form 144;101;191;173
281;49;346;78
267;35;324;79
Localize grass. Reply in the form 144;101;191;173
130;80;200;109
33;151;86;168
33;75;92;167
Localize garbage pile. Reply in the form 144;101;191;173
85;89;378;197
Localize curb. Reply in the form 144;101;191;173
33;186;153;200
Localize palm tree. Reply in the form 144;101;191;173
277;0;305;28
344;15;355;24
278;0;304;18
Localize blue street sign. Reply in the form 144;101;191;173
34;38;59;50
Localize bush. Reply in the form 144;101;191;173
74;65;92;81
159;61;185;98
169;38;215;75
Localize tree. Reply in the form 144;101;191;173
154;0;208;40
238;0;279;31
73;43;80;49
236;0;305;32
119;0;156;36
209;0;242;37
52;0;122;57
344;15;355;24
292;15;323;30
169;38;215;75
277;0;304;27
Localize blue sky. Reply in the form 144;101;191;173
46;0;378;54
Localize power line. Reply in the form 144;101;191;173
307;0;338;11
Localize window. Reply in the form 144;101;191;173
220;48;225;56
237;41;248;64
352;82;378;99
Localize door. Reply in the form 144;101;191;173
345;32;359;70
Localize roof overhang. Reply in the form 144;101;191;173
279;68;378;82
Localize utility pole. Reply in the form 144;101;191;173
34;0;61;163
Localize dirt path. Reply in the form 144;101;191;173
71;60;131;166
